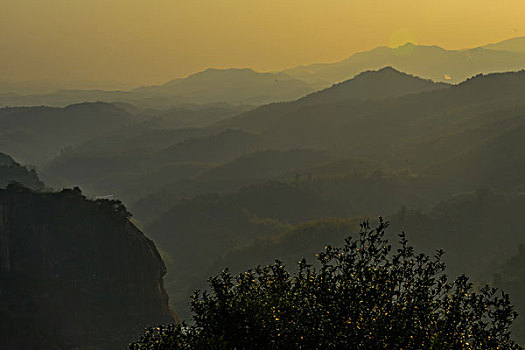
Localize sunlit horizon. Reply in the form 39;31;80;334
2;0;525;90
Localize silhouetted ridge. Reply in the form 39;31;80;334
221;67;450;134
456;69;525;86
130;67;313;105
298;67;447;105
482;36;525;52
284;41;525;85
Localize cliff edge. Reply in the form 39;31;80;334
0;184;174;349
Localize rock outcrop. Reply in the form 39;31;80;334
0;184;174;349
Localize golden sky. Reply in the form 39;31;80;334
1;0;524;89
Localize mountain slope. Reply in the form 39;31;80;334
220;67;448;133
483;36;525;53
297;67;448;105
423;122;525;192
222;70;525;167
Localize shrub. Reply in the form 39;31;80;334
131;219;522;349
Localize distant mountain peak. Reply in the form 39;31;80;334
355;66;404;76
283;37;525;85
351;66;445;84
297;67;446;105
396;42;415;48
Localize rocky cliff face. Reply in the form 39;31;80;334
0;185;174;349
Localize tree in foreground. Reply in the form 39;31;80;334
131;219;522;349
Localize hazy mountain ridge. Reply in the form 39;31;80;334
296;66;449;105
284;41;525;85
0;102;140;165
0;68;315;108
222;69;525;165
131;68;315;105
482;36;525;53
41;68;525;210
2;37;525;108
41;128;262;201
217;66;448;134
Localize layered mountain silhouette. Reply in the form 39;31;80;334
41;68;443;199
5;65;525;332
2;37;525;108
296;67;448;105
0;102;139;165
0;69;313;108
221;69;525;163
39;67;525;205
131;68;313;105
220;66;449;133
284;41;525;85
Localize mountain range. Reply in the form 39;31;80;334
2;37;525;108
26;66;525;325
5;62;525;338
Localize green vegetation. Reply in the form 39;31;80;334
131;221;522;349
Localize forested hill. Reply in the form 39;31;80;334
221;69;525;168
296;66;449;105
217;66;449;133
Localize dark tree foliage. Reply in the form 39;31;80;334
131;220;521;349
95;198;132;219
